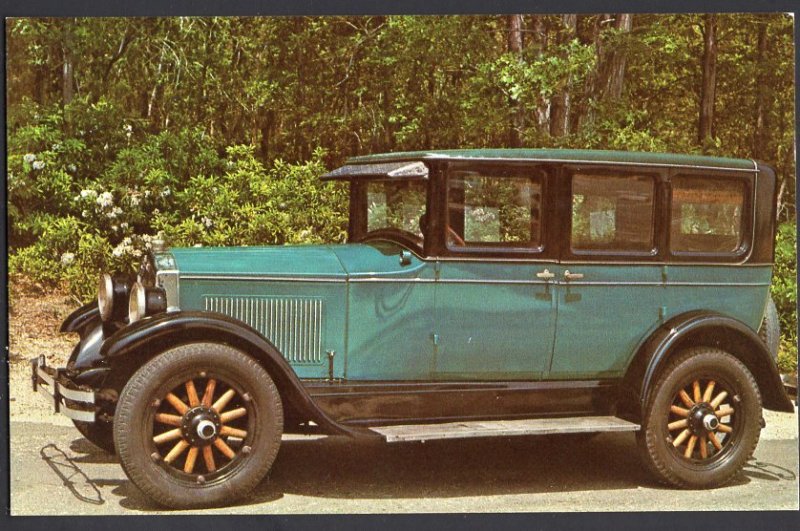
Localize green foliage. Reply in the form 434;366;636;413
772;222;797;374
5;14;797;352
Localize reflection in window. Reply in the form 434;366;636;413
671;177;745;253
447;172;541;248
571;174;655;252
366;180;427;238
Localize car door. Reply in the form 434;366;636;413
549;167;665;379
433;163;558;380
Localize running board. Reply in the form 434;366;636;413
371;416;640;443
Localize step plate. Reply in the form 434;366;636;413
372;416;640;443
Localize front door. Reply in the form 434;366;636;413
433;165;557;379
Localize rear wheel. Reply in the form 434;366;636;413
637;347;762;488
758;297;780;360
114;343;283;509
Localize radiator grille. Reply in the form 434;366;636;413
204;296;323;364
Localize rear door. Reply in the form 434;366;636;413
549;167;665;380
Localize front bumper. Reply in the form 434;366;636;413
31;355;98;423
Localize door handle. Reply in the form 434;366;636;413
563;270;584;281
536;268;555;280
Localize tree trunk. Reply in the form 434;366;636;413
753;20;769;159
506;14;524;147
62;19;75;106
698;14;718;149
605;14;632;100
529;15;550;134
550;14;576;137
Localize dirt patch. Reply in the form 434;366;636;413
8;277;81;425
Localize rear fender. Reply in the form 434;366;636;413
619;310;794;421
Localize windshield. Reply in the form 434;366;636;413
352;180;427;246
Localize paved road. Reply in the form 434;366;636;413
10;411;798;515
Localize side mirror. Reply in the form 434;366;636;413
399;249;412;266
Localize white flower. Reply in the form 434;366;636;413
32;160;45;170
68;164;77;172
160;187;171;197
97;191;113;208
112;224;119;231
80;189;97;199
107;206;123;218
120;222;129;229
81;209;89;218
60;252;75;266
123;124;133;132
132;249;142;257
202;216;213;228
23;153;36;164
112;245;124;257
52;143;61;151
129;195;141;206
144;190;152;198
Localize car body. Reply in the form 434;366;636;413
32;148;795;508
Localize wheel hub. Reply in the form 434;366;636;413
688;403;717;435
181;406;221;446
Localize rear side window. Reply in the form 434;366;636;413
571;173;655;253
670;177;746;254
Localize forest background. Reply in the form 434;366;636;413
5;14;797;372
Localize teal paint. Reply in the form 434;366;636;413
173;242;772;383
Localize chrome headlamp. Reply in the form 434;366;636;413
128;281;167;323
97;274;132;322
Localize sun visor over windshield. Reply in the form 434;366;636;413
321;161;429;181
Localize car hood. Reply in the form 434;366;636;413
169;241;413;279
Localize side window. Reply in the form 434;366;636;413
571;173;655;253
670;176;746;254
447;171;542;248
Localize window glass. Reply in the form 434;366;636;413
365;180;427;238
571;174;655;252
447;172;542;248
670;177;745;253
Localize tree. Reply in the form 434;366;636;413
698;14;718;149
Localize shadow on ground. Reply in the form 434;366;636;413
45;431;795;512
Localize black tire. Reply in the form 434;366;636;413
114;343;283;509
758;297;780;360
637;347;762;489
73;419;116;454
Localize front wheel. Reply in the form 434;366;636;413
114;343;283;509
637;347;762;489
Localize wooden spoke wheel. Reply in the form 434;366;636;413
637;347;762;489
114;343;283;509
666;378;738;462
151;375;252;478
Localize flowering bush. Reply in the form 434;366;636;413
8;100;348;301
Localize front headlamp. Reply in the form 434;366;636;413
128;281;168;323
97;274;132;322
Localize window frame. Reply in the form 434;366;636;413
561;166;664;262
666;171;755;262
438;162;553;259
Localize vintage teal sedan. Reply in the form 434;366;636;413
32;149;794;508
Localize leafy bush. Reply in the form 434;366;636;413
772;222;797;374
8;101;348;302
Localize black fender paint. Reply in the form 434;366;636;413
99;310;369;438
60;301;100;335
620;310;794;421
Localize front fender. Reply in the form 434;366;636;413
620;311;794;420
61;301;100;335
100;310;364;438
